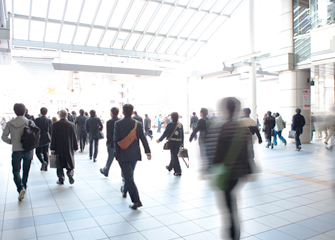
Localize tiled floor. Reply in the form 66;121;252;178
1;134;335;240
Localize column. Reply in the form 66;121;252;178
249;0;257;121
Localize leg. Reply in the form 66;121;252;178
170;144;181;174
57;168;65;184
102;144;114;175
66;168;75;184
277;130;287;144
12;152;24;193
35;147;44;164
22;151;33;189
324;130;334;143
43;145;49;169
118;161;140;203
295;131;301;149
273;131;278;145
89;138;93;159
93;138;99;159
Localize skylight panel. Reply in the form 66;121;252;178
31;0;48;18
179;11;206;38
73;26;90;45
191;14;215;39
122;1;145;30
30;20;44;41
99;30;116;48
169;10;195;36
59;24;76;44
200;15;223;41
48;0;66;20
87;28;103;46
44;22;61;42
95;0;118;26
112;31;128;49
80;0;99;25
136;35;153;51
147;5;172;34
134;2;158;32
64;0;83;23
108;0;131;28
13;18;28;40
159;7;183;35
147;36;164;52
13;0;30;16
124;33;140;50
190;0;204;9
202;0;218;11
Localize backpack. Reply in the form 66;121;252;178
21;121;40;152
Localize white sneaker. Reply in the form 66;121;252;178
18;189;26;201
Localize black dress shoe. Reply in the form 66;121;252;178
166;166;171;172
67;172;75;185
174;173;182;176
93;158;97;162
56;180;64;185
41;161;47;171
100;168;108;177
129;202;142;210
120;186;127;198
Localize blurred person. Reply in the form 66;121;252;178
66;108;74;122
144;114;153;140
75;109;87;152
133;111;143;126
85;110;103;162
190;112;199;141
2;103;36;201
324;109;335;146
100;107;120;177
211;113;217;121
114;104;151;210
292;108;306;151
166;114;171;125
34;107;53;171
51;116;58;123
240;108;262;145
311;112;317;140
264;111;275;149
84;111;89;117
71;111;77;122
212;97;255;240
24;108;35;121
50;109;78;185
157;112;184;176
1;117;6;132
157;114;163;133
273;112;287;146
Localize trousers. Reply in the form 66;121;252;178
118;160;139;203
12;151;33;192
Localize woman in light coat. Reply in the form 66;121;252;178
274;113;287;146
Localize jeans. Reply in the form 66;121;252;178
89;138;99;159
118;160;139;203
295;129;302;149
157;123;161;133
273;130;287;145
12;151;33;192
101;144;115;176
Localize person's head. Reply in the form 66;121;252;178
66;108;69;113
79;109;84;115
123;104;134;117
40;107;48;116
59;109;68;119
52;116;58;122
71;111;76;116
219;97;241;120
171;112;179;122
267;111;272;116
111;107;119;117
134;111;138;116
145;114;148;117
276;112;280;117
200;108;208;118
84;112;88;116
296;108;301;114
89;110;96;117
243;108;251;117
14;103;26;116
192;112;196;116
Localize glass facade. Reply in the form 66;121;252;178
310;0;335;29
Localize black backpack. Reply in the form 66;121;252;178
21;121;40;152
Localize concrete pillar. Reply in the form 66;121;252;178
279;69;311;144
277;0;294;54
249;0;257;121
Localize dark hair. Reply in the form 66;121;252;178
111;107;119;116
145;114;148;117
71;111;76;115
267;111;272;116
40;107;48;116
276;112;280;116
123;104;134;117
296;108;301;114
134;111;138;115
200;108;208;117
79;109;84;115
84;112;88;116
89;110;96;117
14;103;26;116
220;97;241;119
171;112;179;122
192;112;196;115
66;108;69;112
243;108;251;116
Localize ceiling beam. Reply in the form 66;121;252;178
71;0;86;44
28;0;32;40
43;0;51;42
57;0;69;43
84;0;102;45
97;0;118;47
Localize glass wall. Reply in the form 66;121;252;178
311;0;335;29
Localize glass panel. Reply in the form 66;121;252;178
80;0;100;24
122;1;145;30
190;0;205;9
170;10;195;36
44;22;60;42
73;26;90;45
212;0;230;14
49;0;66;20
159;7;183;35
87;28;103;46
177;40;194;55
191;14;216;39
168;39;185;54
136;35;152;51
294;36;311;63
311;0;335;29
147;36;164;52
165;0;176;3
64;0;83;23
30;20;44;41
221;0;240;15
178;0;192;5
14;0;30;15
179;11;205;38
157;38;173;53
13;18;28;39
135;2;158;31
147;5;172;33
108;0;131;28
202;0;218;11
59;24;75;44
32;0;48;18
95;0;117;26
124;33;140;50
200;16;222;41
112;31;128;49
188;42;204;56
99;30;116;48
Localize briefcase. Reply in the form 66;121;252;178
49;153;59;168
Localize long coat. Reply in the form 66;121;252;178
114;117;150;162
85;117;103;140
75;114;87;136
34;115;52;147
50;119;78;169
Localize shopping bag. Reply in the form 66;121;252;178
49;153;59;168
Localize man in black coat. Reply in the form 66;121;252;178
34;107;52;171
66;108;74;122
75;109;87;152
114;104;151;210
50;109;78;185
264;111;275;148
100;107;120;177
133;111;143;126
190;112;199;141
190;108;209;162
292;108;306;151
144;114;153;140
85;110;103;162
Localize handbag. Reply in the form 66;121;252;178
163;123;180;150
288;130;296;138
98;130;104;140
178;148;189;168
117;121;138;150
49;153;60;168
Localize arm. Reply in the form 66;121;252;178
138;123;150;154
85;119;90;133
291;116;295;130
72;124;78;151
158;123;171;142
1;123;11;144
302;116;306;127
50;125;56;151
113;122;121;158
189;119;205;142
181;125;184;147
98;119;103;131
249;126;262;143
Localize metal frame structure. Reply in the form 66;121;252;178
10;0;247;61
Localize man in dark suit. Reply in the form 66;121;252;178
292;108;305;151
66;108;74;122
114;104;151;210
34;107;52;171
264;111;275;149
133;111;143;126
190;112;199;141
100;107;120;177
50;109;78;185
75;109;87;152
144;114;153;140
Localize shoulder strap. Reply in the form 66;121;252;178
133;120;138;130
167;122;179;141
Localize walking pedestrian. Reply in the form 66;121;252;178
292;108;306;151
85;110;103;162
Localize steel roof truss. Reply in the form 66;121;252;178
71;0;86;44
57;0;69;43
85;0;102;45
98;0;118;47
28;0;32;40
43;0;51;41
